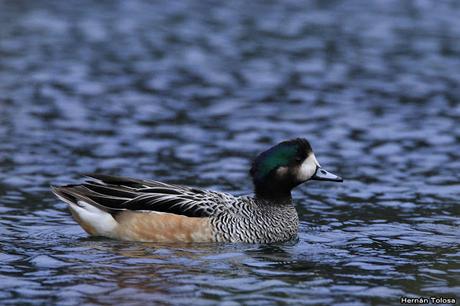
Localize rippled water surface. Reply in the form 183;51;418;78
1;0;459;305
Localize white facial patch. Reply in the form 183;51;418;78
276;166;289;177
297;153;320;181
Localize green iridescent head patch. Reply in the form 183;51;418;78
250;138;312;183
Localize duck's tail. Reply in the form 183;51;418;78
51;185;119;238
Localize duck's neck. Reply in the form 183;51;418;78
254;183;293;203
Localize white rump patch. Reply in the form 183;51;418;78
69;201;118;238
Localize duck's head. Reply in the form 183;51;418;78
250;138;342;200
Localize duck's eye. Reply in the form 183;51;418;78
295;157;303;163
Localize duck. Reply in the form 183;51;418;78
51;138;342;243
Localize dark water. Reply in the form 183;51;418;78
1;0;459;305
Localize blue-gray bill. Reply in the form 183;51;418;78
312;167;343;182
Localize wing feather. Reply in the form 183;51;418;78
54;174;236;218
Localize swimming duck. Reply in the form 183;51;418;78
51;138;342;243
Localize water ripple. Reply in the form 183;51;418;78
1;0;459;305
